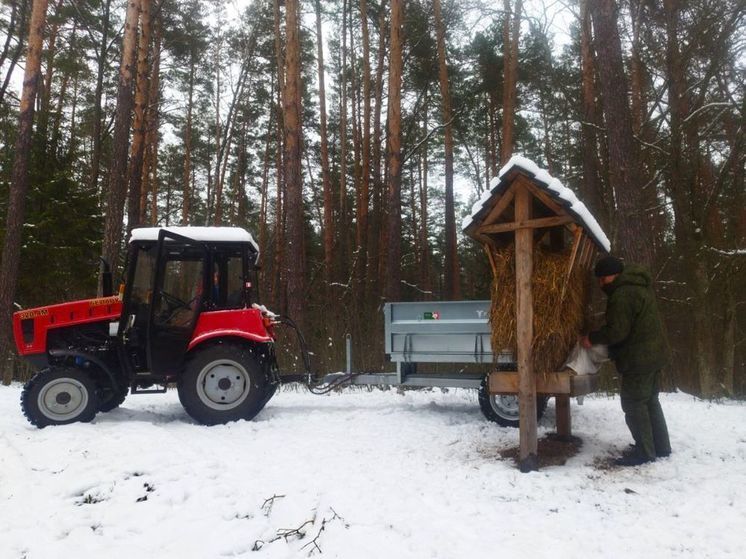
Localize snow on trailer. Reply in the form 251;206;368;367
462;154;611;472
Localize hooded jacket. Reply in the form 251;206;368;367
588;265;668;374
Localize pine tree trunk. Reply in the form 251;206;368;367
214;60;251;226
0;0;29;108
357;0;372;294
662;0;716;395
212;31;222;224
434;0;460;299
88;0;112;193
272;0;285;312
142;13;161;225
384;0;403;301
0;1;19;71
259;97;274;260
51;57;70;155
315;0;334;294
101;0;140;275
0;0;49;374
272;120;284;312
419;96;431;299
369;8;386;298
127;0;152;232
487;93;498;177
51;20;78;155
578;0;608;228
282;0;305;327
500;0;522;164
338;0;349;276
57;69;74;160
37;0;63;143
348;2;363;296
182;56;195;225
628;0;661;252
590;0;654;267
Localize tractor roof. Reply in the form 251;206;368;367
129;227;259;252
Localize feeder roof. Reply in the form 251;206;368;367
462;155;611;252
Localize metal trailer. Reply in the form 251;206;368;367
319;300;545;426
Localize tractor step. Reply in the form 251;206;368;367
131;384;168;394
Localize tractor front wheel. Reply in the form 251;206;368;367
21;367;99;428
178;343;272;425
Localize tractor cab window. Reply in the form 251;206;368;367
123;243;157;341
130;244;157;307
209;248;246;310
154;248;205;328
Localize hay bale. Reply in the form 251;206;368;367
489;245;588;375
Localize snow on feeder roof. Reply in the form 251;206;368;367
462;155;611;253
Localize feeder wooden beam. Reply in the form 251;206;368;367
482;183;518;225
488;370;599;396
560;228;584;301
479;215;574;235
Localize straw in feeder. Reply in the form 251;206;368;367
488;245;589;376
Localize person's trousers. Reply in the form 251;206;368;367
620;369;671;460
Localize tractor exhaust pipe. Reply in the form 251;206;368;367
100;258;113;297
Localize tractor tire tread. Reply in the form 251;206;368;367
21;367;99;428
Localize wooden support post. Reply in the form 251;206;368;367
555;395;571;439
514;184;538;472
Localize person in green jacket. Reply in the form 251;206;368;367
581;255;671;466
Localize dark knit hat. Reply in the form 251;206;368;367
594;255;624;277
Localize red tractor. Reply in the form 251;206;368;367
13;227;282;427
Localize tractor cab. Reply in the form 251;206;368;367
17;226;279;428
120;227;260;381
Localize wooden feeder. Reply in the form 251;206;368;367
463;156;610;472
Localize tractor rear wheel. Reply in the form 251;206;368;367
478;377;548;428
178;343;272;425
21;367;99;428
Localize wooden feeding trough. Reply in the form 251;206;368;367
463;156;610;472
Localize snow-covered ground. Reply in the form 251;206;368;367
1;384;744;559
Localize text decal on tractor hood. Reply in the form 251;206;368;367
89;296;122;307
17;308;49;320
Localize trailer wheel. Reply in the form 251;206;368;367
478;377;548;428
178;343;271;425
21;367;99;428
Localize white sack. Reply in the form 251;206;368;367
563;342;608;376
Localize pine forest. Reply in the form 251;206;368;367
0;0;744;397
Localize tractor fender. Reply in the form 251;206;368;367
188;329;272;350
47;349;120;391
